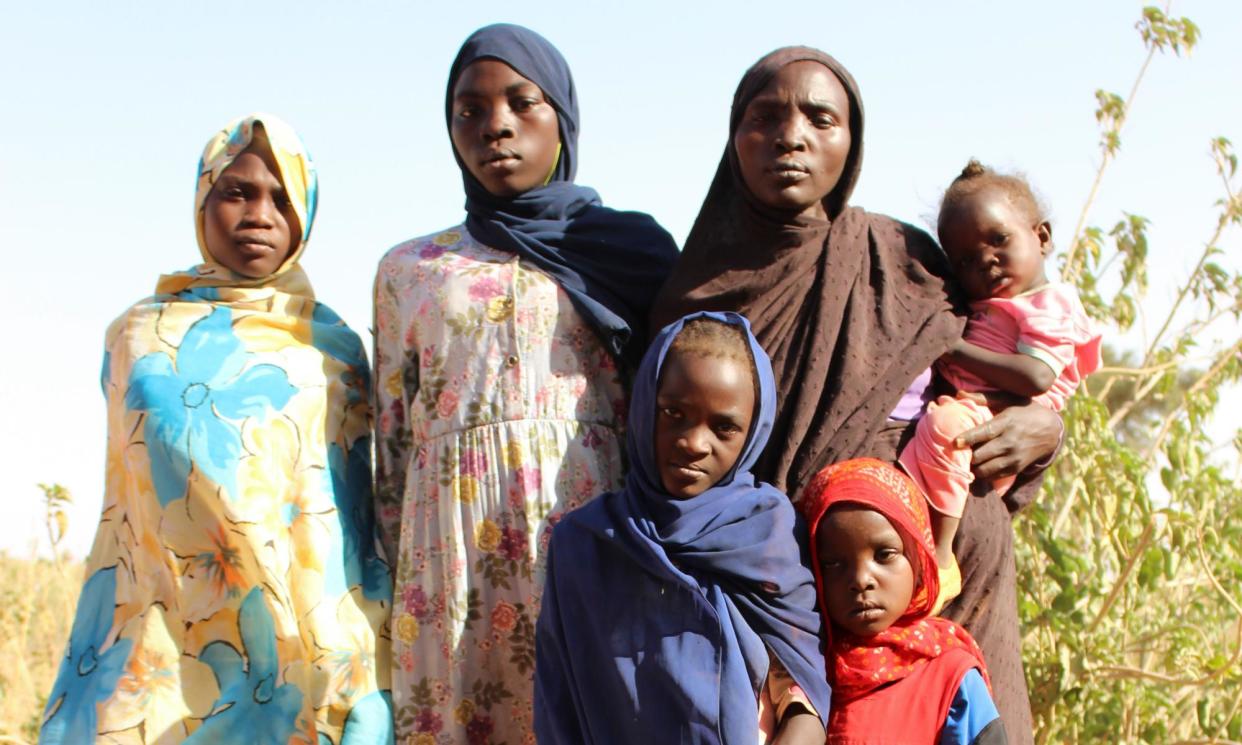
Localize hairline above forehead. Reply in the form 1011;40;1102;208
942;184;1044;228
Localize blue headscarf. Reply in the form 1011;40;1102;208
534;312;831;744
446;23;679;368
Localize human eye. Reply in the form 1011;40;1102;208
990;232;1009;247
876;548;901;563
659;406;680;419
810;109;838;128
457;104;478;119
511;96;540;113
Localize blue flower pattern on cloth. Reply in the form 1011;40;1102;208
312;303;370;407
324;440;392;601
186;588;303;745
125;307;296;506
40;567;134;744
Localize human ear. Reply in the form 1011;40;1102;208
1036;221;1053;255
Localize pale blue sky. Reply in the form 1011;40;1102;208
2;1;1239;557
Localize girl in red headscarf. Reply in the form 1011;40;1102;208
801;459;1007;744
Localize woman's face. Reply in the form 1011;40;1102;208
733;60;852;220
202;149;298;278
450;59;562;197
653;349;755;499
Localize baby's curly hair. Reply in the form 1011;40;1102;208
937;159;1050;240
667;317;759;400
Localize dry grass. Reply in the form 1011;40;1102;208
0;552;82;745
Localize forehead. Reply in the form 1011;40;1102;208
944;188;1031;237
816;505;901;548
453;58;542;97
657;350;754;404
750;60;850;110
218;151;283;188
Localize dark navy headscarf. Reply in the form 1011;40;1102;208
534;312;831;744
446;23;679;367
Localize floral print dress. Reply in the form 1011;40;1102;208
374;226;626;744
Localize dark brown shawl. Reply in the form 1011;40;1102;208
651;47;1043;741
650;47;964;495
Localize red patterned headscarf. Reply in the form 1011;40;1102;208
800;458;990;701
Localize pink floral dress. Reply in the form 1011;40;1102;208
373;225;626;744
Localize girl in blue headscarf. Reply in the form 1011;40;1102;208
534;312;832;744
373;23;678;743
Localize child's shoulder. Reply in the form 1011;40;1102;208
551;496;614;544
377;224;477;271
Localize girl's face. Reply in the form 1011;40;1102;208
450;59;562;197
940;187;1051;301
733;60;852;220
202;149;298;278
815;506;916;637
654;349;755;499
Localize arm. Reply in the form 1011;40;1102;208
944;338;1056;398
533;544;590;744
765;654;826;745
773;704;826;745
372;267;412;564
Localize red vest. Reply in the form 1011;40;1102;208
827;648;977;744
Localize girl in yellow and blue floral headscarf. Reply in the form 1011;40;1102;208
40;114;394;745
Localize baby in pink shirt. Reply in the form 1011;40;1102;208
899;160;1102;592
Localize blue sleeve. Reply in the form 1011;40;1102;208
939;668;1008;745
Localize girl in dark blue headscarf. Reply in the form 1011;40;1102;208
446;22;678;368
534;312;832;744
374;23;678;744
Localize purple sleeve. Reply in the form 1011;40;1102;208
889;367;934;422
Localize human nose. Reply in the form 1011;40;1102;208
974;247;999;272
773;114;808;152
242;195;277;227
481;104;515;142
848;562;876;592
676;425;711;458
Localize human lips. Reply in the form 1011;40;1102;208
481;149;521;169
233;234;275;257
986;274;1013;295
850;600;886;621
769;159;810;180
665;461;707;484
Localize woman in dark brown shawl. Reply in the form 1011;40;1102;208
650;46;1061;743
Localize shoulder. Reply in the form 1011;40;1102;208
376;224;476;275
546;495;632;586
985;283;1092;329
570;205;679;258
852;208;953;278
1026;282;1089;315
551;496;618;549
104;295;165;351
941;668;1006;745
